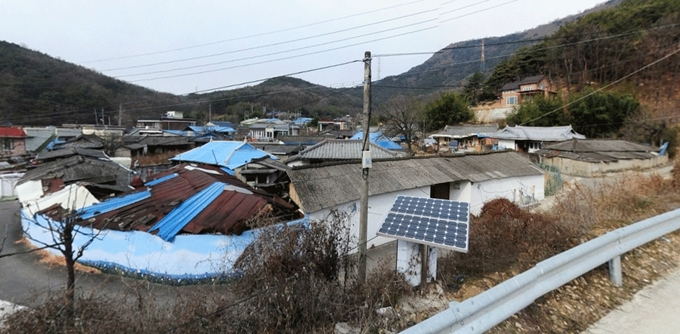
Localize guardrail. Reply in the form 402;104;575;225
402;208;680;334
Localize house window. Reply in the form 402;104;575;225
2;139;11;151
506;96;518;105
521;86;532;91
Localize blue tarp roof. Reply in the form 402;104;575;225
170;141;277;170
350;131;403;150
149;182;226;241
77;190;152;220
187;126;236;134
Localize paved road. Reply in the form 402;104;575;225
0;200;188;307
584;263;680;334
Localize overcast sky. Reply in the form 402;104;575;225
1;0;606;95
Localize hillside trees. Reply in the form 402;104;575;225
568;88;640;138
505;95;565;127
423;92;473;131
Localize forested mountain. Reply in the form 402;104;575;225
0;41;182;126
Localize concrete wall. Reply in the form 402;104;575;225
541;155;670;177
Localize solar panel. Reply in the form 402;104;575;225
377;195;470;252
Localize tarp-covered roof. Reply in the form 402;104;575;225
288;151;542;212
74;164;298;241
170;141;277;171
492;125;585;142
350;131;403;150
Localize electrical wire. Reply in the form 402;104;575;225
82;0;428;64
104;9;439;72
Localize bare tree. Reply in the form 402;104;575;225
379;94;424;152
18;191;104;319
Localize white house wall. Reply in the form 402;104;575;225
498;139;516;151
469;175;544;215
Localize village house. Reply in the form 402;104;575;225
536;139;669;177
428;124;499;153
287;151;544;251
0;126;27;158
135;111;197;135
492;125;585;153
500;75;555;107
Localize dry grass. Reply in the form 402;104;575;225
438;163;680;333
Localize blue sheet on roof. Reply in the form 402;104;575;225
350;131;403;150
149;182;226;241
145;173;178;186
170;141;276;169
78;190;152;220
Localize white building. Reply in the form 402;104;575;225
287;151;545;251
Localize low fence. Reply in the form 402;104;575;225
402;208;680;334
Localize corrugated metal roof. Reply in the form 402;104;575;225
170;141;276;170
492;125;585;141
75;163;299;238
78;190;152;220
149;182;226;241
288;151;542;212
298;140;401;160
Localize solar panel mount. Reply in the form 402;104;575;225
377;195;470;253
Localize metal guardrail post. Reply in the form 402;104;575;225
608;256;623;286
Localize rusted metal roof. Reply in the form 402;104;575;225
78;163;299;240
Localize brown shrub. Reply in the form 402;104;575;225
439;198;576;279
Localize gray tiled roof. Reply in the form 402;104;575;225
288;151;542;212
492;125;585;141
297;140;401;160
431;124;499;138
538;139;655;162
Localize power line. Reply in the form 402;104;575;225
104;9;439;72
126;27;437;83
116;20;438;79
82;0;427;64
441;0;520;23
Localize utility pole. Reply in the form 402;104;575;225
118;104;122;126
359;51;372;284
209;103;212;123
